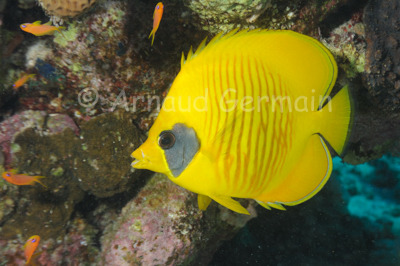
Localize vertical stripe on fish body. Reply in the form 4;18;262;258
131;29;352;215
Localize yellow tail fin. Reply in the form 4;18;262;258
149;30;155;46
34;176;48;189
318;85;352;155
57;27;66;39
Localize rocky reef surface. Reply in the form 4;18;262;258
0;0;400;265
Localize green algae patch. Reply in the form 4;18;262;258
54;22;78;47
50;166;64;177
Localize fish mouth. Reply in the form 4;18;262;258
130;141;170;174
131;148;149;169
131;158;149;169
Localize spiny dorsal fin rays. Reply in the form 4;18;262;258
181;28;244;66
181;37;207;67
187;46;194;61
180;52;185;68
196;36;208;54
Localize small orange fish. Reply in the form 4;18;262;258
20;21;65;37
149;2;164;46
12;74;35;89
2;170;46;188
24;235;40;265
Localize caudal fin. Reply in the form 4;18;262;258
57;27;66;39
149;31;155;46
318;85;352;155
34;176;48;189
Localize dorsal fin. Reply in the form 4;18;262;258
205;31;225;47
196;37;208;53
181;38;207;67
181;28;244;66
180;52;185;68
32;21;42;25
187;46;193;61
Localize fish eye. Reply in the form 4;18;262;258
158;131;175;150
31;239;36;243
6;172;11;177
21;24;26;28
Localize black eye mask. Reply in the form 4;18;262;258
159;123;200;177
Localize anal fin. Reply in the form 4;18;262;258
210;195;250;215
257;134;332;206
256;200;271;210
256;200;286;210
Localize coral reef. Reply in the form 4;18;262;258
336;156;400;264
337;156;400;238
323;13;366;79
5;0;177;132
38;0;97;17
337;0;400;164
0;111;83;239
186;0;358;36
17;0;36;10
70;111;143;198
0;175;19;225
0;109;143;239
363;0;400;114
0;111;51;166
0;216;100;265
1;0;400;264
25;40;53;69
100;173;256;265
186;0;273;33
211;156;400;265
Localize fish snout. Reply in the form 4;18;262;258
130;141;170;174
131;148;149;169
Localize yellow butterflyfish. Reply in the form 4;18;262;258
131;29;352;215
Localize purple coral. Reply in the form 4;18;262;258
0;111;79;166
100;174;256;265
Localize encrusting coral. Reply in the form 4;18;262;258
37;0;97;17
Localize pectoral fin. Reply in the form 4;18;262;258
198;194;212;211
210;195;250;215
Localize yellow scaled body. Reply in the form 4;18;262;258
132;29;352;215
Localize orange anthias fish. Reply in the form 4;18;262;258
149;2;164;46
2;170;46;188
20;21;65;37
24;235;40;265
13;74;35;89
